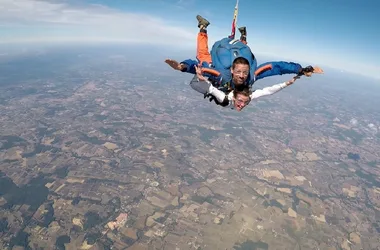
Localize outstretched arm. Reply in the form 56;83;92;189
255;62;324;80
165;58;223;84
251;76;299;100
165;59;197;73
165;58;212;74
255;61;303;80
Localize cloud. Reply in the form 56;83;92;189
0;0;199;47
350;118;358;126
368;123;377;133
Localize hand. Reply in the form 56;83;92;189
286;75;300;85
204;93;225;105
165;59;185;71
312;66;324;74
204;93;216;102
194;65;208;82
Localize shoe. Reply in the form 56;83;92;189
196;15;210;29
238;26;247;36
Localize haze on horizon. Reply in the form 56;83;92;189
0;0;379;80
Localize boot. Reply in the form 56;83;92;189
238;26;247;36
196;15;210;30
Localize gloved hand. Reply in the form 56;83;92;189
204;93;229;107
300;66;324;77
204;93;218;103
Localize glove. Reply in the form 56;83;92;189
204;93;218;103
299;66;324;77
204;93;229;107
300;66;314;77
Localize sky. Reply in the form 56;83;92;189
0;0;380;79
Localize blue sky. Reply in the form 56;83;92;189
1;0;379;79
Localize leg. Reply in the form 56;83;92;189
189;75;212;95
196;15;212;64
197;32;212;64
238;26;247;44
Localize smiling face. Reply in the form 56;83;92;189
230;57;250;86
232;86;252;111
233;93;250;111
231;64;250;86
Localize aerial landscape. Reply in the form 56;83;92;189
1;0;380;249
0;45;379;250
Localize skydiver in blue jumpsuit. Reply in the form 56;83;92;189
165;15;323;93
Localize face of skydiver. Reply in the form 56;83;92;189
233;93;250;111
231;63;250;86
